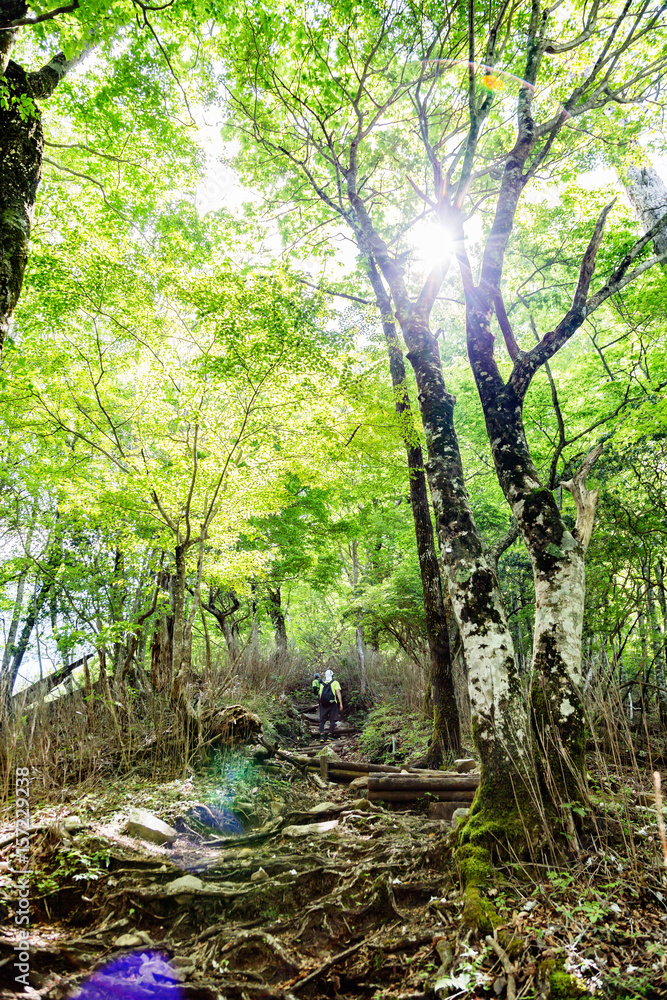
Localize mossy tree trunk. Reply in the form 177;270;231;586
0;10;85;350
267;586;288;651
366;257;460;762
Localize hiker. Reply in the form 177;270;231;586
311;672;321;699
318;668;343;741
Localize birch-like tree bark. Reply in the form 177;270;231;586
0;5;88;348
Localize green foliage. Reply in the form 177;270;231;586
35;845;110;897
359;702;431;763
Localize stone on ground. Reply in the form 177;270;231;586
165;874;204;894
126;808;177;845
451;807;470;827
429;801;471;822
282;819;339;837
454;758;478;773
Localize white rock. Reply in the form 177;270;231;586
126;809;177;845
165;874;204;894
282;819;339;837
454;759;478;773
114;932;144;948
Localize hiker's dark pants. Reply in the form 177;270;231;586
319;703;339;736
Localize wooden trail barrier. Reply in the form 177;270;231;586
367;772;480;804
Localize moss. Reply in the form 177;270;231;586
461;886;499;934
456;843;502;935
549;970;588;999
456;843;493;888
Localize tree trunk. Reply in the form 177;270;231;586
350;540;367;696
201;587;240;661
150;570;174;694
393;312;531;831
0;58;43;350
626;165;667;256
1;522;34;675
267;586;288;651
651;564;667;729
0;16;88;350
0;526;62;708
366;258;460;760
463;295;602;805
170;543;191;707
250;582;259;659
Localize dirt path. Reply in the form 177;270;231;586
1;776;455;999
1;742;666;999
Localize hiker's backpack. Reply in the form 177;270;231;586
321;681;334;705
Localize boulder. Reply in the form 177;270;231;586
126;809;177;845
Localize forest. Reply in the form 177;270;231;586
1;0;667;997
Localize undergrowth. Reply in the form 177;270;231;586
359;701;431;763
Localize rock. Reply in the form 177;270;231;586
347;797;376;811
251;867;269;882
282;819;339;837
270;800;285;817
113;932;144;948
348;775;368;794
454;758;478;773
429;801;471;822
451;807;470;828
165;874;204;894
126;809;177;846
63;815;83;832
308;801;339;815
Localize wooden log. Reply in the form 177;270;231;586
368;789;476;803
303;760;406;775
367;773;479;793
327;769;371;783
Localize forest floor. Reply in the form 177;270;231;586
0;710;666;1000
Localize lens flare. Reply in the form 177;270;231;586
75;951;184;999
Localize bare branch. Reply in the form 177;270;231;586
561;443;604;552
